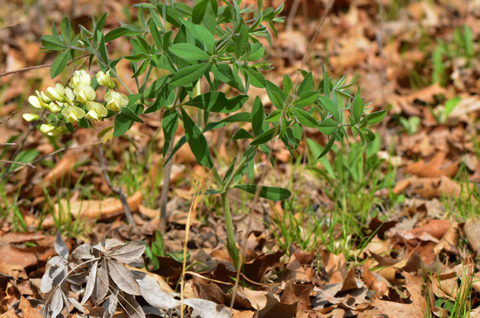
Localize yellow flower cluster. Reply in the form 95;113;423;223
25;70;129;136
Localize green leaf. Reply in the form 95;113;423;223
232;128;253;140
114;115;134;137
266;81;286;109
180;108;213;169
50;49;70;79
250;126;278;145
184;92;248;113
352;92;364;123
317;117;338;135
282;74;293;95
266;109;282;122
365;110;387;125
93;13;107;45
293;91;319;107
236;25;249;59
149;20;163;50
297;72;314;96
317;130;337;159
60;17;72;44
203;112;252;131
121;107;144;123
195;25;215;54
98;32;109;63
444;96;461;118
105;26;143;42
144;75;171;100
233;184;291;201
169;43;210;61
252;96;265;136
244;67;265;88
132;58;150;78
247;42;265;61
8;149;38;172
291;107;318;128
41;35;68;51
170;62;210;87
318;96;339;121
162;110;179;157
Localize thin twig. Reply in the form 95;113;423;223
0;110;18;125
0;54;90;78
97;142;138;231
0;160;35;169
0;143;15;146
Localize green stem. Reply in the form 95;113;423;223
221;191;239;269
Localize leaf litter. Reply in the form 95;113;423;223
2;0;480;317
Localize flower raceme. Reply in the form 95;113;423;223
25;69;123;136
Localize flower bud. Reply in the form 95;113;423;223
61;106;86;123
85;101;108;121
23;113;39;122
47;126;68;136
40;124;55;134
73;84;96;104
105;91;129;113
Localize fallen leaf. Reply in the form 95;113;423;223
321;249;348;284
463;218;480;253
404;152;459;178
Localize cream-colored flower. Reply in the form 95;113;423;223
96;71;115;89
73;84;96;104
40;124;55;134
61;106;85;123
105;91;129;113
85;101;108;121
28;95;45;109
69;70;91;88
47;126;68;136
46;83;66;102
65;87;75;104
23;114;39;122
38;91;51;104
48;102;62;114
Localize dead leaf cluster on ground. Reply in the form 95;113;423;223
2;0;480;317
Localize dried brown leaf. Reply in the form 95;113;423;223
107;259;141;295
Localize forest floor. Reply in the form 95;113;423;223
1;0;480;317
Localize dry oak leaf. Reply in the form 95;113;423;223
404;152;459;178
362;259;388;298
463;218;480;253
52;191;143;220
19;296;43;318
321;249;348;284
434;222;459;254
372;272;428;318
393;176;470;199
0;309;18;318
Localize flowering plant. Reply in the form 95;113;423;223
31;0;386;271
